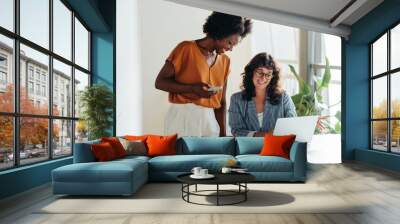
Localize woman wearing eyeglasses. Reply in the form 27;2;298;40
228;53;297;137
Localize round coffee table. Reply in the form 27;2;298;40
177;173;255;206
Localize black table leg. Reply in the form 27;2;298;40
181;183;183;199
245;183;247;201
187;184;190;202
179;182;251;206
217;184;219;206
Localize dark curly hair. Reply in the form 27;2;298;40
241;53;283;105
203;12;252;40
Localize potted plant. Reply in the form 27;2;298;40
79;84;113;140
289;58;341;163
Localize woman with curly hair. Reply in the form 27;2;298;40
155;12;252;137
229;53;297;137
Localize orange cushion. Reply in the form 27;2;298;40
91;142;117;161
259;134;296;159
146;134;178;157
124;135;148;141
101;137;127;158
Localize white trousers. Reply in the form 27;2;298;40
164;103;220;137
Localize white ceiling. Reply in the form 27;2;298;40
165;0;384;38
226;0;353;23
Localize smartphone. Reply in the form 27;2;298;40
207;86;223;92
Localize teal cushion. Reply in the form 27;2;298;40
53;159;147;183
116;155;150;163
236;155;293;172
235;137;264;155
149;154;235;172
177;137;235;155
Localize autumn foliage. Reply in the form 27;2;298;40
0;84;59;150
372;99;400;141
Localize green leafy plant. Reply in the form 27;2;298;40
289;58;341;134
79;84;113;140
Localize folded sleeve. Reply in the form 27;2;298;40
166;41;189;74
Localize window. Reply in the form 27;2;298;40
0;35;13;113
74;69;89;118
36;83;40;95
310;33;342;132
75;18;89;69
0;116;13;170
0;0;14;31
28;81;34;94
0;55;7;67
0;0;91;170
42;85;46;97
35;70;41;81
53;119;72;158
29;67;34;80
0;54;7;89
53;0;72;60
0;71;6;85
370;23;400;154
20;0;49;49
53;59;72;116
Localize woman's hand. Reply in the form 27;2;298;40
191;83;216;98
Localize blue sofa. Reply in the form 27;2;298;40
52;137;307;196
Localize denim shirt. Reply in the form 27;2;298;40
228;91;297;136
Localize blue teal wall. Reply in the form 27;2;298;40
344;0;400;171
0;0;115;200
91;32;115;135
0;158;72;199
91;0;116;135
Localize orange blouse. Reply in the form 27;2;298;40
166;41;230;109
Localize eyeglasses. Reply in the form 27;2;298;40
255;70;273;79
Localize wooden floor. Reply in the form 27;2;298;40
1;162;400;224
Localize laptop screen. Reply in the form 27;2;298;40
273;116;319;142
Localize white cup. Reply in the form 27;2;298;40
191;167;202;176
200;169;208;176
221;167;232;174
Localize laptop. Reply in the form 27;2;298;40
272;116;319;142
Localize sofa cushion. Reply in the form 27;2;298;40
148;154;235;172
236;155;293;172
124;135;148;142
260;134;296;159
115;155;150;163
235;137;264;155
118;138;147;156
177;137;235;155
53;159;147;183
101;137;127;158
91;142;118;161
147;134;177;157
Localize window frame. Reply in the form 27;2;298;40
370;21;400;154
0;0;92;171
